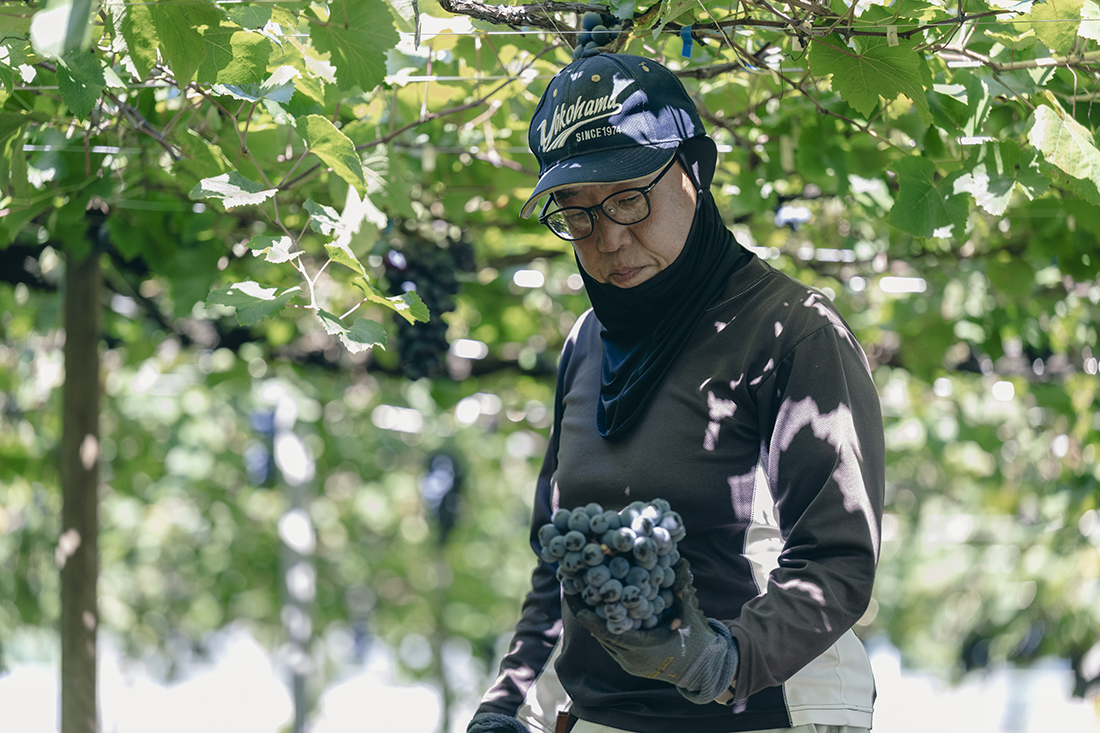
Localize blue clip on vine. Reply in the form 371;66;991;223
681;25;693;58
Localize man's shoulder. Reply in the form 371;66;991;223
711;257;855;343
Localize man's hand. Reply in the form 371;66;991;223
565;558;739;704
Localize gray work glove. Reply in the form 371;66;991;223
467;712;531;733
565;558;739;705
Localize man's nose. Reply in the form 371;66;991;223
594;214;631;253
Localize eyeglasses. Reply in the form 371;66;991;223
538;156;678;242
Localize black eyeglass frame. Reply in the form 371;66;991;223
537;156;679;242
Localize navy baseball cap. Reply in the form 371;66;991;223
521;53;707;219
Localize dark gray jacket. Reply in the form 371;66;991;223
475;254;885;732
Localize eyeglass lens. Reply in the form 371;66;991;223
544;189;650;240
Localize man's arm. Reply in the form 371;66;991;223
728;322;885;700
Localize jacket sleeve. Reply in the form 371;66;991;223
725;321;885;700
472;323;581;719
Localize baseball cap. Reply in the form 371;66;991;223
521;53;706;219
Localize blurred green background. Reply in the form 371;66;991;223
2;0;1100;730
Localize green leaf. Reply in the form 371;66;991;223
1082;0;1100;41
340;318;387;353
387;290;429;324
809;33;933;125
249;234;298;263
890;0;944;21
1027;0;1084;54
0;40;28;93
1027;104;1100;196
197;22;272;85
386;0;418;33
981;21;1039;50
352;276;429;324
324;242;366;277
309;0;397;91
213;65;299;103
29;0;96;58
205;281;300;326
641;0;697;35
316;308;347;335
296;114;366;193
959;71;993;138
56;48;105;120
0;113;28;197
303;198;344;235
608;0;636;20
175;129;232;180
315;305;389;352
0;192;52;246
954;140;1049;216
225;4;272;30
150;0;224;86
889;156;969;237
189;172;278;209
104;0;159;81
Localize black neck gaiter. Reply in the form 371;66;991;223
579;185;750;440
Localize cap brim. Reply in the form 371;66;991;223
520;146;677;219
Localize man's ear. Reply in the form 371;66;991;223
679;135;718;190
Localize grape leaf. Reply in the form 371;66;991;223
340;318;388;353
205;281;300;326
29;0;97;58
316;308;348;336
1027;0;1084;54
150;1;223;86
324;242;367;277
981;21;1040;49
809;33;933;125
0;41;27;92
889;156;969;237
1082;0;1100;40
608;0;636;20
387;290;430;324
213;66;299;103
249;234;298;263
352;276;430;324
0;113;28;196
303;198;345;235
1027;104;1100;196
387;0;418;33
953;140;1049;216
297;114;366;194
315;309;386;354
103;0;159;81
959;70;993;137
176;129;232;180
225;4;272;30
189;172;278;209
56;48;105;120
309;0;397;91
197;22;272;85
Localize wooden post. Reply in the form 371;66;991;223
60;246;101;733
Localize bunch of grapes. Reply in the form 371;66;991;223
538;500;687;634
384;227;476;380
572;11;625;60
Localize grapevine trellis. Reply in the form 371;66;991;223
435;0;1100;136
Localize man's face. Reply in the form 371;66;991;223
555;161;698;288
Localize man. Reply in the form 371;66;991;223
468;52;885;733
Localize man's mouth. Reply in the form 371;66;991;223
608;266;644;284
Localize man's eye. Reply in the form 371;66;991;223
616;194;643;207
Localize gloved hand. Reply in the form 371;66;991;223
467;712;531;733
565;558;739;705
